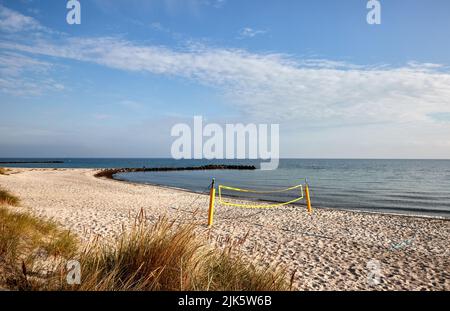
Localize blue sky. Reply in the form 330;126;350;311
1;0;450;158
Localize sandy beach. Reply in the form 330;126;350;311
0;168;448;290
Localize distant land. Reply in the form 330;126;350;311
0;161;64;164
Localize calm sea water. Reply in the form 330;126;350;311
2;158;450;217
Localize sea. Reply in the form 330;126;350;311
1;158;449;217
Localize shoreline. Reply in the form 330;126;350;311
4;166;450;220
1;167;449;290
111;173;449;221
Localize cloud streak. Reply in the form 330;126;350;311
1;5;450;138
238;27;267;38
0;4;47;33
0;50;64;96
3;34;450;125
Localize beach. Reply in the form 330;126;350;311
0;168;448;290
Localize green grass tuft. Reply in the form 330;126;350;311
59;217;288;291
0;188;20;206
0;190;287;291
0;204;78;290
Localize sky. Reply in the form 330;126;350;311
1;0;450;158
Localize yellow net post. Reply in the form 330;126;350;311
305;181;313;213
207;178;216;227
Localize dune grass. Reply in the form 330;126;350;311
0;189;78;290
0;206;77;260
0;167;7;175
59;216;288;291
0;188;20;206
0;206;78;290
0;189;288;291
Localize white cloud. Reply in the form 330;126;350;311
0;4;46;32
209;0;226;9
238;27;267;38
0;76;65;96
0;51;63;96
0;51;52;76
0;5;64;97
0;6;64;96
2;35;450;126
93;0;225;16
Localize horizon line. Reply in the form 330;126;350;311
1;157;449;161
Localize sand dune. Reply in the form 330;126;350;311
1;168;448;290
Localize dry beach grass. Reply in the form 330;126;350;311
0;188;19;206
0;191;77;290
0;168;449;290
59;215;287;291
0;176;287;291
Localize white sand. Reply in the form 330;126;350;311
1;168;449;290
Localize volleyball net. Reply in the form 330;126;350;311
207;179;312;227
218;184;304;208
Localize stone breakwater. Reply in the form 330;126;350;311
94;164;257;179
